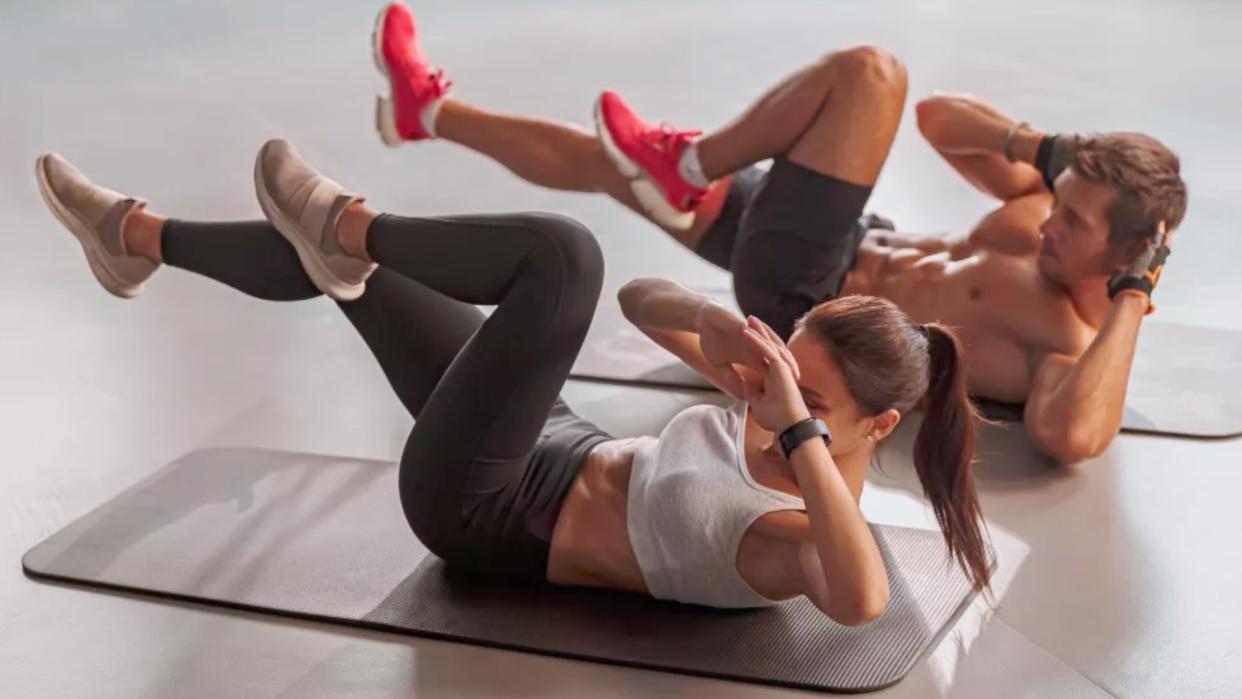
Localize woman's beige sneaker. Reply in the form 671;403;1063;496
253;139;376;302
35;153;158;298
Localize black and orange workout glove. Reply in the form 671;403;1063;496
1107;222;1170;313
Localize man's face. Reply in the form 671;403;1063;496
1037;170;1120;284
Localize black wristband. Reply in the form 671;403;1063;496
1035;133;1081;192
1034;135;1058;190
1107;276;1153;300
778;417;832;460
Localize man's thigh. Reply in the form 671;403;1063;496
730;158;874;339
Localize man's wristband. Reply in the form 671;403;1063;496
1035;133;1081;191
1110;287;1154;316
1107;276;1154;300
778;417;832;460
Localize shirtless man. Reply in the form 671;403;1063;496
372;3;1186;463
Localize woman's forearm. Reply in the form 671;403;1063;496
789;437;889;625
618;277;719;331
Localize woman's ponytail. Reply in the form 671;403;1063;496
913;323;991;593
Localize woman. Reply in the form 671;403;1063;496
36;140;988;627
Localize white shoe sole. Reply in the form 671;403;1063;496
593;96;695;232
253;148;365;302
35;155;143;299
372;5;406;148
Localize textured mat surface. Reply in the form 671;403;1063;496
23;448;985;693
572;288;1242;438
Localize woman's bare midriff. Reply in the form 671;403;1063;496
546;437;649;592
545;419;825;604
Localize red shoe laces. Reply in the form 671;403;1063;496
427;68;452;97
651;123;706;204
649;123;702;155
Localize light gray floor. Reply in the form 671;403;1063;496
2;0;1241;697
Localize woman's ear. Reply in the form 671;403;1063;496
869;409;902;442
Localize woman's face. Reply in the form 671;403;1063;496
750;331;900;463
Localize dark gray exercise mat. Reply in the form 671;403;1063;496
572;288;1242;438
23;448;985;694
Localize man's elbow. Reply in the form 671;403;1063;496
914;97;946;143
915;95;966;146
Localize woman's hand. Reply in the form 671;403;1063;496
697;304;799;398
739;318;811;435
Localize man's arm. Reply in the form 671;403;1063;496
916;93;1048;201
1023;292;1151;463
1024;219;1173;463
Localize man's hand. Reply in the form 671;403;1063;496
1107;220;1172;313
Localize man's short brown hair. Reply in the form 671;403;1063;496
1072;133;1188;260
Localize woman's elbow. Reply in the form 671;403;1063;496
617;279;652;320
825;586;890;627
1059;431;1105;465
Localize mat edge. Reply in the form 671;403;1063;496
565;375;1242;439
22;566;932;694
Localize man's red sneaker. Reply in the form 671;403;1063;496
372;2;451;145
594;90;705;230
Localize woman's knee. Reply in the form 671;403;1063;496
540;213;604;270
522;213;605;293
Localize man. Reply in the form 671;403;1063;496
373;3;1186;463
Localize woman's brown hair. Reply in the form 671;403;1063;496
796;295;990;592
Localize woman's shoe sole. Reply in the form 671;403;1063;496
372;6;406;148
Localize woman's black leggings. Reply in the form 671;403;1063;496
162;212;613;582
